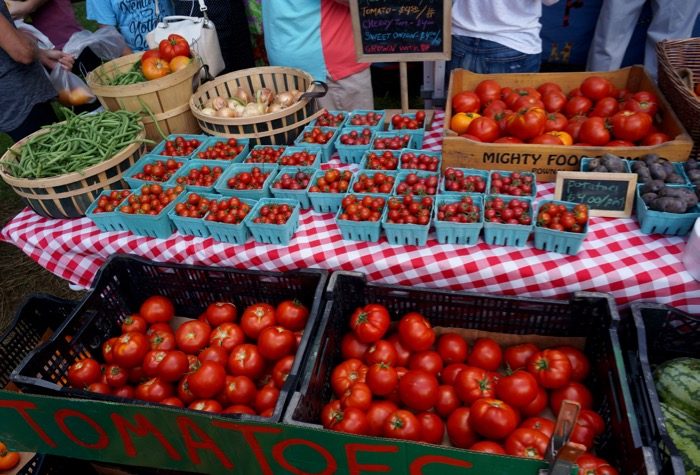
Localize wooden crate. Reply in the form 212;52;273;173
443;66;693;182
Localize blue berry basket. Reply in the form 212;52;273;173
150;134;209;158
381;197;432;247
309;110;347;128
277;146;321;168
123;154;187;189
213;162;278;200
335;193;387;242
196;136;250;163
307;169;354;214
488;170;537;198
119;186;184;239
167;191;221;238
347;109;385;132
393;170;440;196
533;200;589;255
440;167;490;195
398;148;442;171
335;126;376;164
433;194;484;245
169;159;233;193
387;112;426;148
482;195;534;247
293;126;340;163
626;159;690;185
243;145;288;164
244;198;301;245
203;197;257;245
580;157;632;173
635;184;700;235
269;166;316;209
371;130;415;151
85;190;131;233
348;169;397;196
358;150;400;171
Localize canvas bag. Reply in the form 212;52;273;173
146;0;225;76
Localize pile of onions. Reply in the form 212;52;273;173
199;87;304;119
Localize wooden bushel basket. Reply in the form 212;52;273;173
86;53;202;143
189;66;327;146
0;126;147;219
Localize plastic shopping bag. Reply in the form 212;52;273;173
63;27;127;60
49;65;96;107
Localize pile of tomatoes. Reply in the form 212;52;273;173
92;190;131;214
309;169;353;194
484;197;532;225
348;111;382;127
279;150;317;166
65;295;310;417
390;111;426;130
386;195;433;225
364;151;399;170
245;146;285;164
301;127;335;145
537;202;589;233
490;172;535;196
250;203;295;225
131;158;183;183
400;152;440;171
394;172;439;196
226;167;271;190
338;195;386;222
140;34;192;81
443;168;487;193
450;76;670;147
118;184;183;216
372;134;412;150
321;306;616;470
315;111;347;127
204;196;252;225
272;170;312;190
339;128;373;146
173;164;224;188
436;196;480;224
197;138;245;161
351;172;395;194
160;136;201;157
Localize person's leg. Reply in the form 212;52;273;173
586;0;646;71
318;68;374;112
7;101;57;142
471;39;541;74
645;0;700;80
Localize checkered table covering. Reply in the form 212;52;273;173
2;111;698;313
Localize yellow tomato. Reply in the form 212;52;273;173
450;112;481;135
547;130;573;146
169;55;192;72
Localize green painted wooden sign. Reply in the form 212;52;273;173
0;390;546;474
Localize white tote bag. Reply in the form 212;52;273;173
146;0;225;77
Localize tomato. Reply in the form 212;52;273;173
452;91;481;113
590;97;619;118
327;405;369;435
254;386;280;414
537;82;563;96
227;343;266;379
113;332;149;368
570;409;605;449
350;304;391;343
222;404;256;416
67;358;102;388
102;337;118;364
622;92;658;117
555;346;590;382
257;326;295;360
505;428;549;459
366;400;398;436
204;302;237;326
209;322;245;352
466;116;500;142
158;34;191;62
496;369;539;409
527;349;572;389
542;90;568;113
475;79;502;105
366;363;398;396
506;107;546;140
470;398;520;440
272;355;294;388
454;366;495;405
398;312;435;352
0;442;21;472
520;386;548;417
504;343;539;371
436;332;467;364
467;338;502;371
103;364;128;388
398;369;439;412
520;417;555;439
177;375;196;405
139;295;174;323
544;112;568;132
446;407;479;448
530;133;564;145
148;328;175;351
384;409;421;441
550;382;593;416
169;55;191;72
156;350;188;382
450;112;481;135
365;339;398;366
576;454;619;475
610;110;652;142
565;115;587;142
331;358;367;397
113;385;135;399
275;299;309;331
87;381;111;394
122;315;147;334
548;131;573;146
578;117;611;146
642;132;671;146
341;333;370;360
408;350;443;375
564;96;593;118
388;334;411;367
175;320;211;354
580;76;614;101
135;377;173;402
417;412;445;445
341;382;373;411
223;375;257;406
434;384;460;418
188;361;226;399
188;399;223;413
469;441;506;454
199;346;228;366
240;303;276;340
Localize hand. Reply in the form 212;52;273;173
6;0;32;19
39;49;75;70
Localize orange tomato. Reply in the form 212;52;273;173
169;55;192;72
69;88;93;106
141;57;171;81
57;89;72;106
450;112;481;135
0;442;20;471
547;130;573;146
142;48;161;62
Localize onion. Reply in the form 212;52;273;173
200;107;216;116
242;102;265;117
268;103;283;113
274;92;294;107
256;88;274;105
290;89;304;102
211;96;227;111
217;107;237;118
233;87;252;104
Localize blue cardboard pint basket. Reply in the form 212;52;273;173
150;134;209;158
433;194;484;245
440;167;490;195
398;148;441;171
393;170;440;196
335;193;387;242
169;159;233;193
269;166;316;209
309;110;347;128
244;198;301;245
358;149;400;170
197;136;250;163
371;130;415;151
488;170;537;198
277;146;321;168
307;169;354;214
348;169;397;196
347;109;385;132
85;190;131;233
580;157;632;173
213;163;278;200
635;185;700;235
387;112;426;148
243;145;288;164
381;196;433;246
335;126;375;164
533;200;588;255
482;195;534;247
168;191;222;238
293;126;339;163
123;154;187;189
119;186;184;239
203;197;257;244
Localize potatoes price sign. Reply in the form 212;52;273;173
554;171;637;218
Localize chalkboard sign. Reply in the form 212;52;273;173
349;0;451;62
554;171;638;218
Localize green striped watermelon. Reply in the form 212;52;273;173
660;402;700;475
654;357;700;422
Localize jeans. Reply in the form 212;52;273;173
447;35;542;78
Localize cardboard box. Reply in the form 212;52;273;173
443;66;693;182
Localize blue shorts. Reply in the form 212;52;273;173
447;35;542;75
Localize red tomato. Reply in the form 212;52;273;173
135;377;173;402
496;369;539;408
527;349;572;389
435;384;460;418
641;132;671;146
349;304;391;343
175;320;211;354
580;76;614;101
275;299;309;331
331;358;367;397
474;79;502;105
104;364;128;388
468;337;502;371
257;326;295;360
506;107;546;140
222;404;256;416
240;303;276;340
157;350;188;382
504;343;539;371
446;407;479;448
590;97;619;118
520;416;555;439
87;382;112;395
254;386;280;414
437;332;468;364
365;339;398;366
223;375;257;406
113;332;149;368
341;333;370;360
622;92;658;117
576;454;619;475
341;382;372;411
610;110;652;142
564;96;593;118
398;369;439;412
384;409;421;441
102;337;118;365
148;328;176;351
469;441;506;454
209;322;245;352
565;115;587;142
326;405;369;435
452;91;481;113
272;355;294;389
158;34;191;62
188;361;226;399
139;295;174;324
469;398;520;440
366;363;398;396
227;343;266;379
466;116;500;142
544;112;568;132
579;117;611;146
505;427;549;459
366;400;398;436
113;385;135;399
555;346;590;382
122;315;147;334
570;409;605;450
550;382;593;415
521;386;549;417
408;350;443;375
417;412;445;445
537;82;563;96
388;334;411;367
141;48;160;62
204;302;237;326
530;133;564;145
189;399;223;413
67;358;102;388
199;346;229;366
542;91;568;113
441;363;468;385
454;366;496;405
398;312;435;352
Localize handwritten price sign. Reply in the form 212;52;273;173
555;171;638;218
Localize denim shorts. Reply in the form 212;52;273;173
447;35;542;76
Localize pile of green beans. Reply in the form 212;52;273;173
107;69;146;86
3;109;149;180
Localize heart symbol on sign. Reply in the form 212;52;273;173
421;44;431;52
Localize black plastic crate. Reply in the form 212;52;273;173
619;302;700;475
11;255;328;424
284;271;652;475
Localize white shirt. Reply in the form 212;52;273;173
452;0;559;55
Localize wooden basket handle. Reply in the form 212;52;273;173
300;80;328;101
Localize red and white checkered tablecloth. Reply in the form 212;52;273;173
2;111;699;313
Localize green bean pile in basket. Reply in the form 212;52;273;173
2;109;148;179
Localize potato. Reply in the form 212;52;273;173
592;165;609;173
636;168;652;183
660;161;675;177
642;154;660;165
630;161;646;173
685;158;699;171
640;180;665;194
641;192;658;205
586;158;601;171
649;163;668;181
666;173;686;184
601;153;625;172
650;197;687;213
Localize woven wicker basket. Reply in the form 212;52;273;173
189;66;327;146
657;39;700;159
